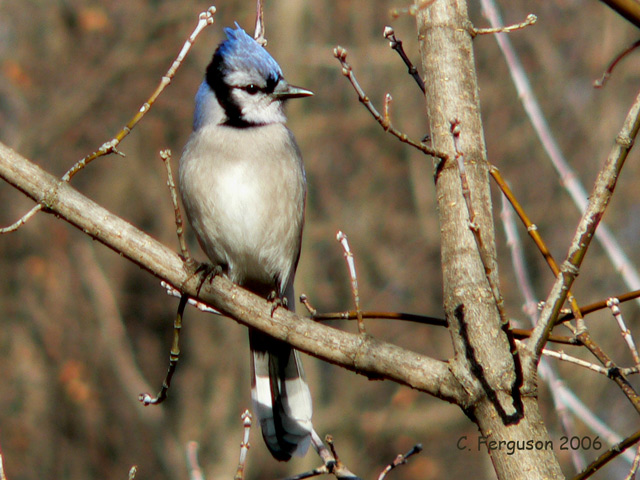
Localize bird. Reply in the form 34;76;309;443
178;24;314;461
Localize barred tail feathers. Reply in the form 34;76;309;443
250;330;313;461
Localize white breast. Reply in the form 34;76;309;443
179;121;306;294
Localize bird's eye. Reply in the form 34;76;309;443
244;84;259;95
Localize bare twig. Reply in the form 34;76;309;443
481;0;640;306
451;121;523;413
389;0;436;19
336;231;365;334
383;93;393;125
299;293;318;316
0;6;217;235
491;90;640;417
608;298;640;366
139;294;188;405
307;307;575;345
234;411;252;480
383;26;425;93
333;46;447;160
253;0;266;46
452;121;507;326
559;289;640;323
595;39;640;88
499;187;538;320
160;149;191;262
186;442;205;480
472;13;537;36
0;203;43;234
542;349;609;375
494;161;640;414
500;189;586;469
0;448;6;480
623;444;640;480
377;444;423;480
287;432;360;480
529;85;640;365
491;165;584;325
324;435;361;480
63;5;215;183
574;429;640;480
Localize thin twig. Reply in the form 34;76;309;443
481;0;640;307
499;186;538;319
452;121;507;327
500;188;586;469
299;293;318;316
451;121;524;412
389;0;436;19
286;431;361;480
139;294;188;405
234;411;252;480
573;429;640;480
336;231;365;334
0;6;217;235
595;39;640;88
491;165;584;324
383;93;393;125
383;26;425;93
623;443;640;480
0;203;43;234
253;0;266;46
542;349;609;375
559;289;640;323
608;297;640;366
493;162;640;412
472;13;537;36
529;85;640;366
0;448;6;480
160;149;191;262
494;136;640;414
62;5;216;183
306;307;576;345
333;46;447;160
186;442;205;480
377;444;423;480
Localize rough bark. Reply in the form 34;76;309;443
414;1;564;478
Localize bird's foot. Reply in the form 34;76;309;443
194;262;223;296
267;290;288;316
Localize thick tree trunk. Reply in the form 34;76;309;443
414;1;564;479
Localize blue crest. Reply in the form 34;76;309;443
215;24;282;81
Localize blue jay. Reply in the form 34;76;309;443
178;25;313;461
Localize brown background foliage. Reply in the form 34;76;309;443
1;1;640;479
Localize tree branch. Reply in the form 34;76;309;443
0;141;467;405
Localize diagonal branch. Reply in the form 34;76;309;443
0;141;467;405
529;85;640;363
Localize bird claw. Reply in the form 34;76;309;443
194;262;223;296
267;291;288;316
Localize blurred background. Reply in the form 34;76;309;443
1;1;640;479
